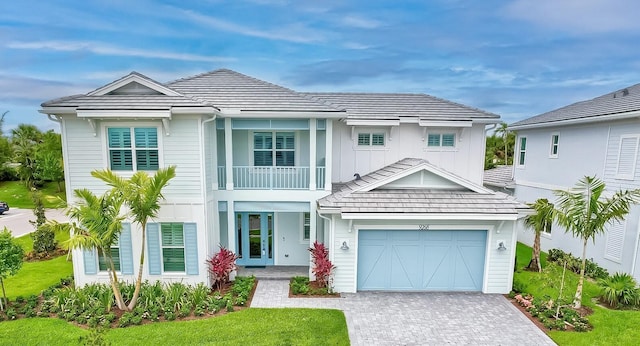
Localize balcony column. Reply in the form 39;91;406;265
227;201;236;253
224;118;234;190
324;119;333;191
211;121;218;190
309;118;317;190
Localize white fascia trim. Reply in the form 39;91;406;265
171;107;221;115
39;107;77;115
418;119;473;127
219;109;346;119
87;74;181;96
77;109;171;118
341;213;520;221
509;110;640;131
345;119;401;126
515;179;567;191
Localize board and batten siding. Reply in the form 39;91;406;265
484;221;516;294
162;118;203;199
331;122;486;185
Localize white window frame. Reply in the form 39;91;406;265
356;132;386;148
250;131;298;167
615;135;639;180
102;122;163;173
301;212;311;243
426;133;457;150
549;133;559;158
517;136;527;167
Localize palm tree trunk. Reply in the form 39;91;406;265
107;251;126;311
528;231;542;272
0;277;6;311
127;221;146;310
573;238;588;309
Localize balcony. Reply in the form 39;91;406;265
218;166;325;190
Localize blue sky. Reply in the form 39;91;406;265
2;0;640;132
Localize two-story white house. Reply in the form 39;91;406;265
41;69;527;293
510;83;640;281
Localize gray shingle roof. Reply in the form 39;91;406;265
510;83;640;128
42;95;208;109
168;69;343;112
304;92;500;121
483;166;514;189
318;158;527;215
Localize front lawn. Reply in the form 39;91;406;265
0;181;66;208
0;308;348;346
515;242;640;345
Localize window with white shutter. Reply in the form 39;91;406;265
604;221;626;263
616;135;639;180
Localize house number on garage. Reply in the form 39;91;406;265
418;224;429;230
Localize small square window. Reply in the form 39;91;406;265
358;133;371;146
371;133;385;146
427;134;441;146
442;134;455;147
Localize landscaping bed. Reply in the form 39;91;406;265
289;276;340;298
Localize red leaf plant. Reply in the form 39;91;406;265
308;241;336;289
207;245;238;291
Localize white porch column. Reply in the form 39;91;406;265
224;118;234;190
211;121;219;190
324;119;333;191
227;201;236;253
309;118;317;191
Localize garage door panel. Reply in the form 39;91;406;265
390;245;421;289
358;230;486;291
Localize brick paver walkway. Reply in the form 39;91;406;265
251;280;556;346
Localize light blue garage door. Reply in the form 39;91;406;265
357;230;487;291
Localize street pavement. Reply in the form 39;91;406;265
0;208;68;237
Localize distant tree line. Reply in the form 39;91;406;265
0;111;64;191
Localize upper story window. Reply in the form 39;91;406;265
107;127;159;171
161;223;185;272
616;135;639;180
254;132;295;166
518;137;527;166
549;134;559;158
427;133;456;147
357;133;385;146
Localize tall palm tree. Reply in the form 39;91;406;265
92;166;176;310
554;176;640;309
62;189;127;310
494;122;509;165
524;199;554;272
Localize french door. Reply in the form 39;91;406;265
236;212;274;266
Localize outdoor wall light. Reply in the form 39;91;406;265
340;241;350;250
497;241;507;251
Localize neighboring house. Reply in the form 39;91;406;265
510;83;640;281
41;69;527;293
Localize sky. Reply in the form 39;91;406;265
2;0;640;133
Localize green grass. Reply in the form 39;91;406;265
0;309;349;346
515;242;640;345
3;232;72;300
0;180;66;208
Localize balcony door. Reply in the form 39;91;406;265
236;212;274;266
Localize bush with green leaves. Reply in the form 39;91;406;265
546;248;609;280
598;272;640;308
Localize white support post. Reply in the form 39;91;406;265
224;118;234;190
309;118;317;190
211;121;219;190
227;201;236;253
324;119;333;191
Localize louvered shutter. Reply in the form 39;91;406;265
616;136;639;180
146;223;162;275
183;223;199;275
605;221;626;262
119;223;134;275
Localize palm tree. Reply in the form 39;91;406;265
494;122;509;165
62;189;127;310
524;199;554;272
554;176;640;309
92;166;176;310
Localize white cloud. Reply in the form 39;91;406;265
504;0;640;34
179;10;325;43
6;41;235;63
341;15;382;29
342;42;373;50
0;75;91;101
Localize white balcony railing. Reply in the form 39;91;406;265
217;166;326;190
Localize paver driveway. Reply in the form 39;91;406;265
251;280;556;346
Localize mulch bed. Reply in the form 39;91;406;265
288;280;340;298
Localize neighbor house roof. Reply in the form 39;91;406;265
483;165;515;189
510;83;640;130
318;158;528;218
304;92;500;122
